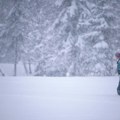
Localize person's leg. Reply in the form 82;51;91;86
117;76;120;95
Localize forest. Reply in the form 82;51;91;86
0;0;120;76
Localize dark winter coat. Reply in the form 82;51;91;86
117;80;120;95
117;59;120;75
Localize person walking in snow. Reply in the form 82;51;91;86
115;52;120;95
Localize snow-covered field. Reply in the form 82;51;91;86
0;77;120;120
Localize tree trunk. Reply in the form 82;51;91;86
23;62;28;75
28;60;32;74
0;68;5;76
14;39;18;76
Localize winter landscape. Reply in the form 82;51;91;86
0;0;120;120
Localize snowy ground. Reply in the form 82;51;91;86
0;77;120;120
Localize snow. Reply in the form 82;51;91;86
0;77;120;120
46;9;66;33
6;6;15;19
81;31;100;38
0;24;5;27
79;1;91;15
55;0;64;7
68;0;77;17
93;41;109;49
61;12;68;23
95;63;106;71
77;36;84;50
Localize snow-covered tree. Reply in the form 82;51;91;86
0;0;24;76
34;0;120;76
1;0;120;76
